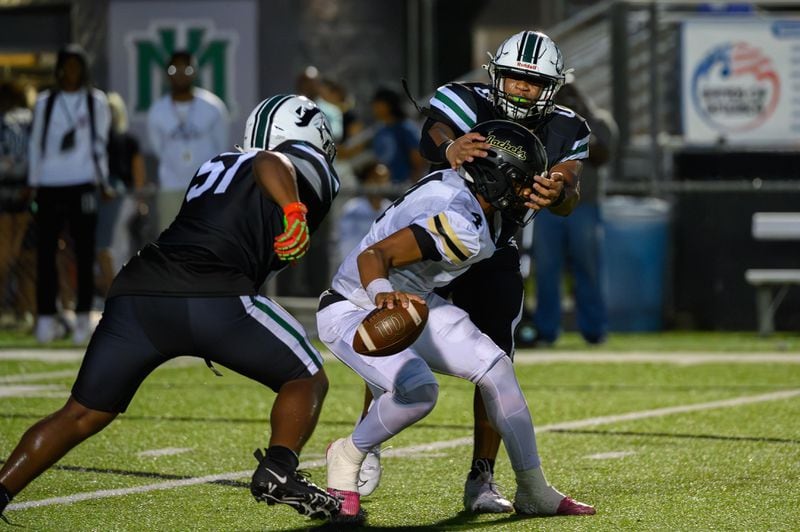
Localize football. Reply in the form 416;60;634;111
352;300;429;357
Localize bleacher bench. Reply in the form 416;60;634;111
744;213;800;335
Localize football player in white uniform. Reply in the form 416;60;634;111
358;30;593;514
317;120;595;524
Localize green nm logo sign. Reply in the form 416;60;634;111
126;19;238;113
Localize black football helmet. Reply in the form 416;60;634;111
459;119;547;226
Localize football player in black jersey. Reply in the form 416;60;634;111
357;31;594;515
0;95;342;523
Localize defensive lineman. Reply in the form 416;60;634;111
0;95;341;522
318;120;595;524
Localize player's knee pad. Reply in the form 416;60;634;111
392;356;438;411
395;381;438;413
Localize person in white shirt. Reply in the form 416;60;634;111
28;44;111;345
147;50;229;232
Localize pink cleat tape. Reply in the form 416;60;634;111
556;496;596;515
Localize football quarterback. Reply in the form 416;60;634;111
359;30;594;516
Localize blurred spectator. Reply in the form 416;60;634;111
335;162;391;263
96;92;147;296
371;87;426;185
28;44;111;344
319;78;364;150
296;66;343;142
147;50;229;233
0;81;33;327
532;78;618;346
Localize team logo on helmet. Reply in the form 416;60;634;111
460;120;547;227
485;134;528;161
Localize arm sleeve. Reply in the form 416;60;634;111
417;210;481;267
93;91;112;184
27;96;45;187
146;103;163;157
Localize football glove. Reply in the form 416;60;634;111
274;201;310;261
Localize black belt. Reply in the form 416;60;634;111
318;289;347;311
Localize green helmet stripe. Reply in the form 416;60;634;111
253;94;292;149
522;33;539;63
248;99;270;145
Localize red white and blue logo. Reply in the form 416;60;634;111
691;42;780;132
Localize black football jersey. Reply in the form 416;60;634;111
419;81;591;243
109;140;340;297
420;81;591;172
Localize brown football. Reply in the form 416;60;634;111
352;300;429;357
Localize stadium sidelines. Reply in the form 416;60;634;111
6;387;800;512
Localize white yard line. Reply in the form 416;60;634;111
511;352;800;365
7;387;800;511
0;385;63;398
0;370;77;384
136;447;194;458
586;451;636;460
0;350;84;362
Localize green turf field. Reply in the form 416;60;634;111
1;333;799;530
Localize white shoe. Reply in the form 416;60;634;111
357;445;382;497
72;313;93;345
35;315;66;344
464;462;513;513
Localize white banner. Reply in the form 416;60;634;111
682;17;800;145
108;1;257;153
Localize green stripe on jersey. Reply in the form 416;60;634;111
251;297;322;369
435;90;476;129
564;143;589;157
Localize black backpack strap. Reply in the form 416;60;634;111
40;89;60;154
86;89;96;144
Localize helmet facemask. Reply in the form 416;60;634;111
485;30;566;126
490;68;562;125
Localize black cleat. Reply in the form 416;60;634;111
250;448;341;520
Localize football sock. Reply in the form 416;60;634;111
0;483;11;523
476;356;541;471
265;445;299;471
468;458;496;480
514;466;565;514
352;383;438;452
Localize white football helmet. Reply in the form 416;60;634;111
486;31;566;124
242;94;336;163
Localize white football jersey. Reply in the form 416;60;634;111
331;169;499;309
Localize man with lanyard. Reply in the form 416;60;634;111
27;44;111;345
